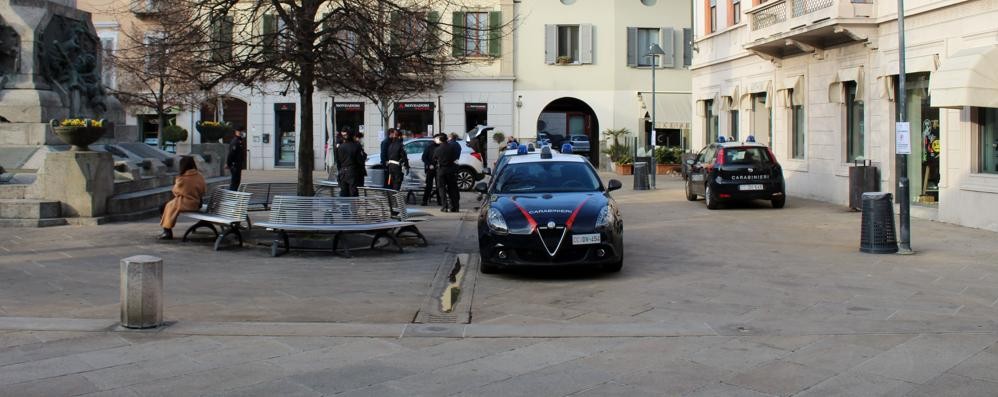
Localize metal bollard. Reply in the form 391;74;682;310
120;255;163;329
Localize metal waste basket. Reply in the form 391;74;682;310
848;160;880;210
860;192;898;254
633;162;649;190
367;168;386;188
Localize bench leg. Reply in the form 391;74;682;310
213;224;244;251
372;230;404;253
182;220;217;242
396;225;428;247
332;232;352;258
270;230;290;257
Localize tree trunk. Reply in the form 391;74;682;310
157;81;166;150
297;69;316;197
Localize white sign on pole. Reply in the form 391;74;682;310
377;130;385;141
896;122;911;155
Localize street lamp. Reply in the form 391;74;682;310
646;43;667;189
896;0;913;254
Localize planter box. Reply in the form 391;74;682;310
657;163;681;175
615;163;633;175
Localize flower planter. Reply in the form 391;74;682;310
195;121;234;143
615;163;633;175
51;119;108;151
656;163;681;175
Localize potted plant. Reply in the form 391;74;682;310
615;153;634;175
556;55;573;65
492;131;505;146
162;124;189;143
50;118;108;151
195;120;234;142
654;146;683;175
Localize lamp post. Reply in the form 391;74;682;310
896;0;913;254
646;43;667;189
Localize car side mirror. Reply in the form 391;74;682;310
474;181;489;193
607;179;622;192
685;159;695;165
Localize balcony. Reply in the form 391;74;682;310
744;0;876;60
130;0;162;16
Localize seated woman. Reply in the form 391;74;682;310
159;156;206;240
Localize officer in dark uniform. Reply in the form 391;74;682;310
421;138;440;206
433;133;458;212
336;131;366;197
226;129;246;190
385;129;409;191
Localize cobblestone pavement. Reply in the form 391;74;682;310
1;171;996;396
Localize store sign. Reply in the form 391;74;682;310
896;122;911;155
465;103;488;111
275;103;295;111
397;102;434;112
335;103;364;112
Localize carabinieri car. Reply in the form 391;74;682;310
475;147;624;273
685;140;786;209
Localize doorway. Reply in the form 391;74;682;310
537;97;600;167
334;102;365;135
465;103;488;132
275;103;296;167
395;102;435;137
200;97;248;169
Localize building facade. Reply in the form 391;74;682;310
692;0;998;232
80;0;692;171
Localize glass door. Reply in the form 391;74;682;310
900;74;940;205
275;103;296;167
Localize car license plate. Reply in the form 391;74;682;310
739;184;764;191
690;174;704;182
572;233;601;245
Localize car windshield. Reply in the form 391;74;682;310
723;147;771;166
495;161;601;193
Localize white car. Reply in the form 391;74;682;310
366;138;485;190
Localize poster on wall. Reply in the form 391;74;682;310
896;122;911;155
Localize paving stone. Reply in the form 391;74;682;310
855;333;998;384
784;337;884;372
0;374;99;397
187;338;296;368
0;355;93;386
207;378;322;397
683;381;777;397
80;354;211;390
726;359;836;396
456;362;613;397
613;358;732;396
569;381;661;396
75;336;222;368
0;331;40;349
375;358;515;397
78;388;142;397
290;362;416;395
906;373;998;397
127;361;286;397
948;343;998;383
0;334;129;366
796;370;916;397
266;338;408;373
689;338;787;373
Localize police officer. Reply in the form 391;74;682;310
336;130;365;197
433;133;460;212
421;138;440;206
385;129;409;191
226;129;246;190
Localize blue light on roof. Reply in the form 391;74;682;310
717;136;726;143
517;145;528;154
561;143;573;154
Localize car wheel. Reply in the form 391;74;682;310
457;168;475;191
772;194;786;209
705;185;719;210
685;179;698;201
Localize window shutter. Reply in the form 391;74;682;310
488;11;501;57
544;24;556;64
660;27;675;68
390;12;401;53
428;11;441;52
626;27;638;67
262;13;276;61
579;23;593;64
452;12;466;57
222;15;234;62
683;28;693;67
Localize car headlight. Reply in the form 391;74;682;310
487;208;508;234
595;206;611;229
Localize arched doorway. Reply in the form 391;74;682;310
536;97;599;167
200;96;248;144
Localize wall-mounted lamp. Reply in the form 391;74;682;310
516;95;523;108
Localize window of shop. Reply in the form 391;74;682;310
979;107;998;174
845;81;864;162
791;96;805;159
274;103;296;167
465;103;488;132
895;73;940;204
395;102;435;137
333;103;364;135
751;93;771;146
730;109;739;141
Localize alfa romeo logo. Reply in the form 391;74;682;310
547;220;556;229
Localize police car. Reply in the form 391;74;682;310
685;137;786;209
475;146;624;273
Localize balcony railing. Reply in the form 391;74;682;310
744;0;875;59
751;1;788;31
792;0;834;18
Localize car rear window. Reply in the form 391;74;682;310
723;147;771;165
495;161;601;193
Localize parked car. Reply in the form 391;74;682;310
685;142;786;209
475;147;624;273
568;135;591;153
366;138;485;191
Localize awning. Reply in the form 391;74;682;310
719;85;740;111
775;76;804;108
638;92;692;126
929;45;998;109
829;66;863;104
740;80;772;110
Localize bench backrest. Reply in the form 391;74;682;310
267;195;393;225
358;187;409;221
239;183;298;207
204;188;252;221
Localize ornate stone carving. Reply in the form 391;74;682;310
37;15;107;116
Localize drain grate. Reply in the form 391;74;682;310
414;253;478;324
424;313;458;323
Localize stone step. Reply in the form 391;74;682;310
0;199;61;219
0;185;27;199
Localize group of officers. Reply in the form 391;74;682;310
333;128;462;213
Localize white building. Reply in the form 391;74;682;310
84;0;693;171
691;0;998;232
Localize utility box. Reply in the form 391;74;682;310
849;160;880;211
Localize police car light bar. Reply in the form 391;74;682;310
517;145;529;155
540;146;553;159
561;143;573;154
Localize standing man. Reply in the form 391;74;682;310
379;128;395;188
336;131;365;197
385;129;409;191
226;128;246;190
421;138;440;206
437;133;461;212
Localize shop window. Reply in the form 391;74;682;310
751;93;771;146
895;73;940;204
791;99;805;159
979;107;998;174
845;81;864;162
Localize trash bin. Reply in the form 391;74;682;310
367;168;386;188
848;160;880;211
633;162;649;190
860;192;898;254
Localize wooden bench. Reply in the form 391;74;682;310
255;195;414;257
181;188;252;250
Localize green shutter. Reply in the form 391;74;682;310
262;13;275;61
222;15;234;62
389;12;401;53
451;11;465;57
488;11;501;57
428;11;441;52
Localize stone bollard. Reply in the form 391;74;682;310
120;255;163;329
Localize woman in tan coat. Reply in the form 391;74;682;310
159;156;206;239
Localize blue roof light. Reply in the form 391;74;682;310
746;135;756;143
561;143;573;154
517;145;528;155
717;136;726;143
